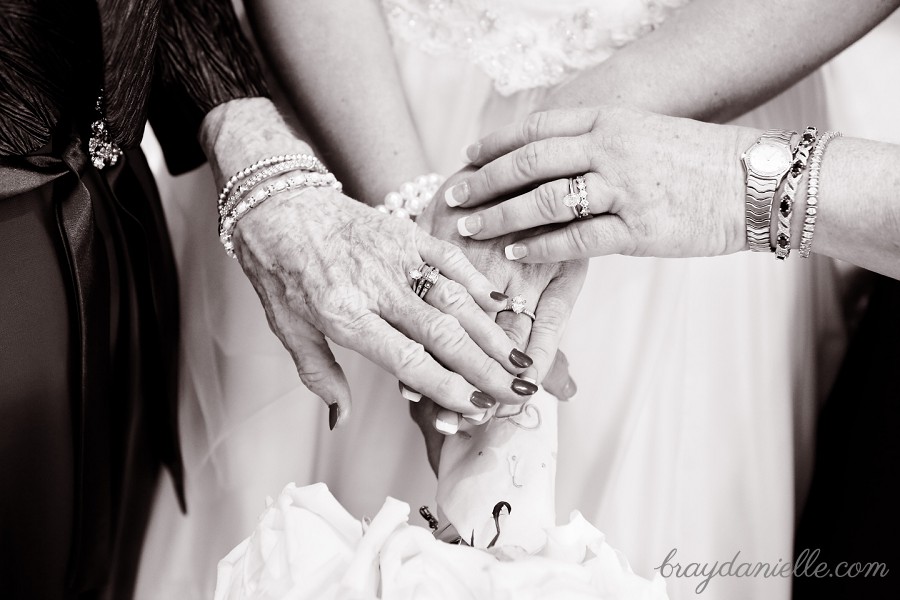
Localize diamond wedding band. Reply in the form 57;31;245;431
563;175;591;219
408;263;440;299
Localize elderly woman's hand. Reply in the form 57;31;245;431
446;106;755;262
234;188;549;427
204;98;542;429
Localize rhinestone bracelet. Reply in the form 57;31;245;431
220;171;342;258
375;173;445;220
220;159;306;221
217;153;328;209
775;126;818;260
799;131;842;259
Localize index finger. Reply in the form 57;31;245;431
465;108;599;166
445;135;591;209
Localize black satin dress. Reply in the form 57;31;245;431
0;1;266;598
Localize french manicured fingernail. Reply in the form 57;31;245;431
509;349;533;369
465;143;482;163
505;244;527;260
457;214;482;237
399;382;422;403
490;291;508;302
328;403;340;431
511;378;539;396
463;410;487;424
444;181;470;207
470;391;497;409
435;410;460;435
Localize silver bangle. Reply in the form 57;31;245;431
219;171;342;258
799;131;842;259
775;127;817;260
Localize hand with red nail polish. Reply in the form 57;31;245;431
417;169;588;396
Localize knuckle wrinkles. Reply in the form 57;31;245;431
443;245;467;269
565;225;596;254
515;143;541;177
396;341;428;373
441;281;471;311
297;368;331;387
428;314;468;350
500;323;529;348
473;355;499;383
535;185;559;222
341;310;378;335
435;370;459;397
524;111;548;141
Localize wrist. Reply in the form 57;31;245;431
200;98;315;188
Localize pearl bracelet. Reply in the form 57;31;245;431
375;173;445;220
219;171;342;258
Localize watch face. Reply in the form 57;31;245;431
746;143;792;177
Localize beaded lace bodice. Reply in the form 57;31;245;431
382;0;690;95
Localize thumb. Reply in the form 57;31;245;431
542;350;577;401
409;397;445;476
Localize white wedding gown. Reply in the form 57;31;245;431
135;3;900;600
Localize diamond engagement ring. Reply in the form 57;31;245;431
564;175;591;220
409;263;439;299
498;295;535;321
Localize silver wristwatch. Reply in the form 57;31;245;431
741;129;796;252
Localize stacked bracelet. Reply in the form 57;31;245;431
799;131;842;259
775;127;818;260
220;159;308;218
217;153;328;210
219;171;342;257
376;173;445;220
216;153;341;258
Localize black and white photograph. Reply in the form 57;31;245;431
1;1;899;599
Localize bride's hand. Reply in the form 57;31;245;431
446;106;750;262
410;350;574;474
233;187;543;428
405;169;586;437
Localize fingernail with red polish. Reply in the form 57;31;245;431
511;378;539;396
329;403;340;431
505;244;527;260
445;181;470;207
470;391;497;409
490;291;508;302
509;349;533;369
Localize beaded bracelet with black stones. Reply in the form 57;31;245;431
775;126;818;260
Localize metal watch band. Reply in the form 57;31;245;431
745;129;796;252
